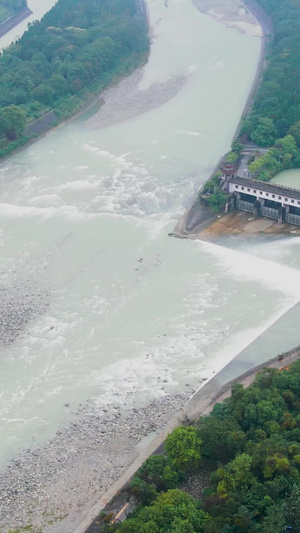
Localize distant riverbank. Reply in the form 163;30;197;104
173;0;272;238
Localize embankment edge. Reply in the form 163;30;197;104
75;344;300;533
173;0;273;238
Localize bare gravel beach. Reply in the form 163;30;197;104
0;391;193;532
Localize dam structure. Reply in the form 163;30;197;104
225;176;300;226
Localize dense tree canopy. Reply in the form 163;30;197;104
0;104;26;139
241;0;300;148
0;0;149;143
97;360;300;533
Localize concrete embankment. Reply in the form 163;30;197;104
0;7;32;38
76;343;300;533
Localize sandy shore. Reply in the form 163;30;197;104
193;0;262;36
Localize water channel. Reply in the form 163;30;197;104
1;0;300;468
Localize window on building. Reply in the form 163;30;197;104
291;200;294;203
235;185;238;188
253;190;256;193
285;198;288;201
278;196;281;200
272;195;275;198
241;187;244;190
247;188;250;192
260;191;262;195
266;193;269;197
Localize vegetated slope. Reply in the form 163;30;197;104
97;360;300;532
237;0;300;181
0;0;149;150
242;0;300;143
0;0;26;23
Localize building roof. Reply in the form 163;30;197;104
229;176;300;201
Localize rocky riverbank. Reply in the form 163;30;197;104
88;68;187;130
0;390;194;533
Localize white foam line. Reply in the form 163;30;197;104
187;240;300;396
199;240;300;299
189;296;299;399
0;203;137;222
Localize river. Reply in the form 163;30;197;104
0;0;300;481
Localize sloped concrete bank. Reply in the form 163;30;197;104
77;343;300;533
0;6;32;38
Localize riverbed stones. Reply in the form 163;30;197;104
0;391;193;533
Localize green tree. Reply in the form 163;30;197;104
129;477;157;505
275;134;298;157
262;504;285;533
197;415;245;463
226;152;239;163
134;455;180;492
0;105;26;140
250;117;277;147
216;454;255;497
119;490;208;533
48;74;68;96
165;426;201;473
289;120;300;146
231;140;244;154
32;84;55;105
207;189;227;212
283;484;300;532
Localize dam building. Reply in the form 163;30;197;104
227;176;300;226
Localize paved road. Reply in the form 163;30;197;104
0;7;32;38
237;155;251;178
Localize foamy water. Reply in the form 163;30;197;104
1;0;299;467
